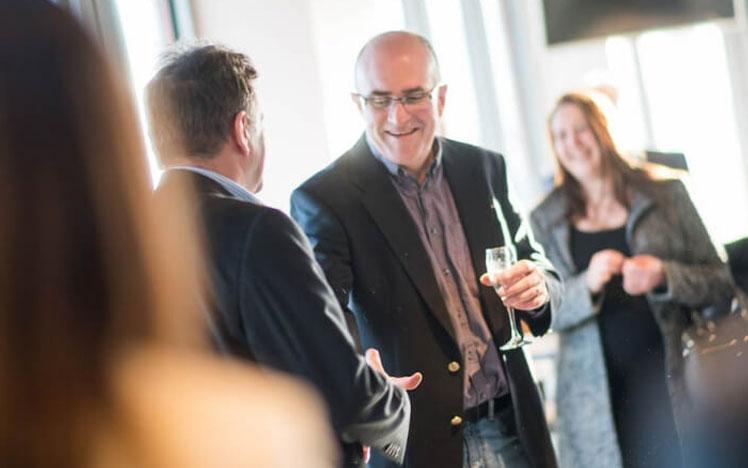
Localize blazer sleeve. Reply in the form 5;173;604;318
239;208;409;463
290;187;357;311
528;209;600;332
648;180;734;308
488;156;562;335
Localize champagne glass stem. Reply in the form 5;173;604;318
507;306;520;339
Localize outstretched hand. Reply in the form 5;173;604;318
365;348;423;391
362;348;423;463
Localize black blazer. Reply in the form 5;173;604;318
156;171;411;467
291;137;561;468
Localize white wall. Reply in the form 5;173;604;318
307;0;404;159
191;0;330;210
189;0;406;210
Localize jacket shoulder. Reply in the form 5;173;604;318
651;176;687;196
530;188;566;228
441;138;504;163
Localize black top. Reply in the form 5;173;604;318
571;225;680;468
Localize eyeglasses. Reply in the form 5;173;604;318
355;85;439;110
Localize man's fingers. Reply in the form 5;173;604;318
368;348;424;392
506;283;548;310
362;445;371;464
500;270;542;298
479;273;493;286
499;260;533;284
393;372;423;391
513;286;548;310
365;348;387;376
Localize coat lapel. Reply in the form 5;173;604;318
441;142;508;334
625;188;654;250
346;137;457;341
541;191;576;275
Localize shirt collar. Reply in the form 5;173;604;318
366;136;443;181
167;166;263;205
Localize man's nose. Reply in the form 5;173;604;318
387;99;410;125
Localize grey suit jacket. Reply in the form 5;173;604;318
530;178;733;468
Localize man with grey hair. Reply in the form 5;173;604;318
147;44;420;467
292;31;561;467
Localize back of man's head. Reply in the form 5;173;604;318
146;45;258;166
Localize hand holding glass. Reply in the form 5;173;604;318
485;246;529;350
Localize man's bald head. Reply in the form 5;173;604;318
354;31;441;93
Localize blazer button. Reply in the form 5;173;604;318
447;361;460;373
450;416;463;427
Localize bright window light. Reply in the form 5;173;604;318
604;36;649;153
426;2;481;145
114;0;173;187
635;24;748;243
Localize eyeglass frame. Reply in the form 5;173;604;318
352;84;442;111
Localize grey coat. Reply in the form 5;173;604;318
529;179;733;468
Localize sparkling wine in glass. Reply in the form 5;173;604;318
485;246;528;350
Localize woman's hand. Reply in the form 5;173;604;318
586;249;625;294
621;254;665;295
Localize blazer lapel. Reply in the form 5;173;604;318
441;143;508;334
347;137;457;341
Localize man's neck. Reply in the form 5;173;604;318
405;152;434;185
170;155;248;191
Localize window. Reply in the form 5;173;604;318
607;24;748;243
114;0;175;186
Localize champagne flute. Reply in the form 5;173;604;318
485;246;528;350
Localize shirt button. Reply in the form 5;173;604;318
447;361;461;373
450;416;463;427
430;228;438;235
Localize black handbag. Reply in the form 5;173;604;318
681;297;748;410
681;296;748;468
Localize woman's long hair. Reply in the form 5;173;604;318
548;92;655;221
0;2;204;466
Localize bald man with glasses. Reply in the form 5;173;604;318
292;31;562;468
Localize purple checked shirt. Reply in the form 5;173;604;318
368;138;508;409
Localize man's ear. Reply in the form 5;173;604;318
351;93;364;114
232;111;251;156
436;84;447;117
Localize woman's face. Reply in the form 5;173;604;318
550;103;603;183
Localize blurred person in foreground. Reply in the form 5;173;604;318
0;1;337;467
291;30;561;468
147;44;419;467
530;91;733;468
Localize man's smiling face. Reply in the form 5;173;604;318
354;34;446;177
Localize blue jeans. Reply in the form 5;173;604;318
462;413;530;468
